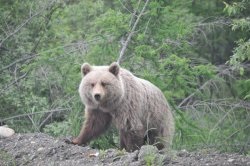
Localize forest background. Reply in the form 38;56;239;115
0;0;249;154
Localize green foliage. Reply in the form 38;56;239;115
232;18;250;31
224;0;250;72
140;146;165;166
144;154;156;166
224;2;243;16
43;121;70;137
89;128;118;150
229;39;250;69
156;54;215;103
235;79;250;100
173;108;206;150
94;9;130;36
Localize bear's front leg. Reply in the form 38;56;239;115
72;108;112;145
120;129;145;152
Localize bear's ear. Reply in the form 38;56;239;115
109;62;120;76
81;63;92;76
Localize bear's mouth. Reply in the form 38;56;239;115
93;100;104;108
93;99;101;104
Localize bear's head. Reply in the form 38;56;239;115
79;62;124;112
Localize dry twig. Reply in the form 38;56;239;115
117;0;149;64
0;108;69;122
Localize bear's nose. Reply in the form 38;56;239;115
94;94;101;101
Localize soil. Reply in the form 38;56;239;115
0;133;249;166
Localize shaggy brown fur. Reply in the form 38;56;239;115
71;62;175;152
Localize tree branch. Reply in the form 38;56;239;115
0;55;36;72
0;72;28;94
0;12;42;48
0;108;69;122
0;1;55;48
178;79;213;108
177;64;245;109
117;0;149;65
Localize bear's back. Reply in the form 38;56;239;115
117;68;171;126
119;68;168;107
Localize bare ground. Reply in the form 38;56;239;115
0;133;249;166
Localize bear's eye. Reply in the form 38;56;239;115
90;83;95;87
101;82;107;87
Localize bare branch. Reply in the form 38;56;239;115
27;113;39;131
0;55;36;72
117;0;149;65
196;17;231;28
0;12;42;48
177;64;246;109
39;112;54;130
180;99;250;111
0;108;69;122
0;1;55;48
118;0;135;15
178;79;213;108
0;72;28;94
129;0;141;27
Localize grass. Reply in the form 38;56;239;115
0;150;16;166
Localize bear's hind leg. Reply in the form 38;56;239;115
119;130;126;150
144;129;165;150
120;129;144;152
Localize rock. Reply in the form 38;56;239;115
0;126;15;138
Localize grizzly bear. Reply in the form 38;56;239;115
71;62;174;152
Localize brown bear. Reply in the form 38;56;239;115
71;62;174;152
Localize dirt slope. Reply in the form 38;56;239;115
0;133;249;166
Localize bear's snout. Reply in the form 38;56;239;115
94;94;101;101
